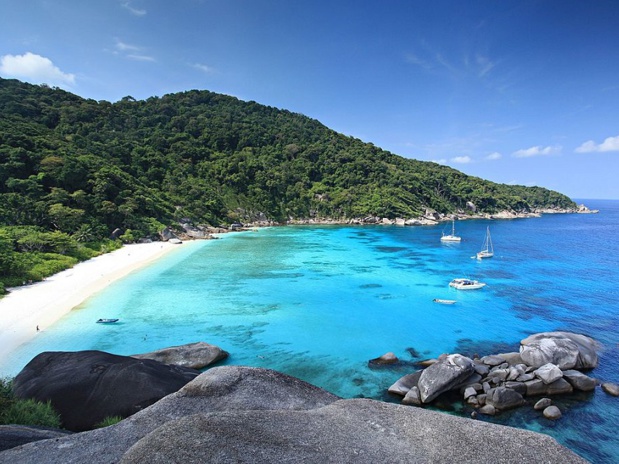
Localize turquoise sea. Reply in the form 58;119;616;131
2;199;618;462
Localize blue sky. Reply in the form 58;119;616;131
1;1;618;200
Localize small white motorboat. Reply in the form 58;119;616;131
433;298;457;304
449;278;486;290
96;318;119;324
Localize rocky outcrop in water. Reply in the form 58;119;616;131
12;350;200;431
131;341;228;369
389;332;601;418
0;365;586;463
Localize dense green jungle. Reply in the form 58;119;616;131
0;77;575;291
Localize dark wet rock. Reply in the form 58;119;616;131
387;371;422;396
504;381;527;395
368;351;398;366
543;405;562;420
478;404;496;416
546;378;573;395
601;382;619;397
525;378;548;396
416;358;438;367
0;425;73;452
562;369;596;391
131;341;228;369
486;386;525;411
417;354;475;403
520;332;599;369
473;361;490;376
534;398;552;410
12;350;200;431
534;363;564;384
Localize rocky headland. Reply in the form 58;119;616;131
168;203;598;241
1;363;587;463
2;332;615;462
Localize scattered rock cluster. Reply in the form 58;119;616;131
388;332;614;419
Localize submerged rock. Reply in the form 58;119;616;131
543;405;563;420
601;382;619;397
368;351;399;366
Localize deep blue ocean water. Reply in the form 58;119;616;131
2;199;618;462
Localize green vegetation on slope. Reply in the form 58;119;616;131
0;77;576;290
0;378;61;428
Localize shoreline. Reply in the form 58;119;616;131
0;241;189;363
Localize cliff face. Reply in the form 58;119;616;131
0;365;587;463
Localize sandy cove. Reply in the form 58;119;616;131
0;241;188;362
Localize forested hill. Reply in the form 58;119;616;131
0;77;575;240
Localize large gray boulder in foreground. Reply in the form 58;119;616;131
0;366;586;464
12;350;199;431
120;399;585;464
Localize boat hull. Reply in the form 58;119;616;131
449;278;486;290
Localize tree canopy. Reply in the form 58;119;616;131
0;77;575;241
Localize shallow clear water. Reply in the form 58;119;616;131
3;199;619;462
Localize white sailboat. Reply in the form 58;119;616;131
476;226;494;259
440;219;461;242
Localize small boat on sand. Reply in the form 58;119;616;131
96;318;119;324
433;299;457;305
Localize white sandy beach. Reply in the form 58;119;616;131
0;241;187;361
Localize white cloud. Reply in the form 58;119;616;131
114;40;155;62
122;2;146;16
431;158;448;165
193;63;215;74
0;52;75;87
115;40;141;52
451;156;472;164
486;152;502;160
512;145;561;158
127;54;156;62
575;135;619;153
475;54;496;77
